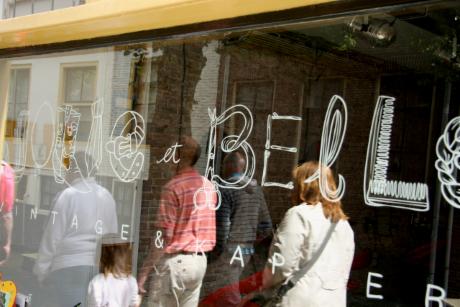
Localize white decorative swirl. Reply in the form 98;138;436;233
369;180;428;202
435;116;460;209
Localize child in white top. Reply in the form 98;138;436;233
87;236;140;307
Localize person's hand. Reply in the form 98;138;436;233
3;244;10;259
237;291;256;307
138;273;148;295
0;244;11;266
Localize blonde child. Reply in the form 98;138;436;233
87;236;141;307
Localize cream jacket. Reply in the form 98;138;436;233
267;203;355;307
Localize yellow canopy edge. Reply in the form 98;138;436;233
0;0;335;49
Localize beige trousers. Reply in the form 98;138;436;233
147;253;207;307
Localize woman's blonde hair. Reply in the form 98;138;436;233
292;161;348;222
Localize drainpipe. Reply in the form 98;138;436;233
428;80;451;289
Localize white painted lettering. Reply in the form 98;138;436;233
425;284;446;307
262;113;301;189
366;272;384;300
230;245;244;268
271;252;285;274
121;224;130;240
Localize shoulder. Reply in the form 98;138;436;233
279;204;313;230
1;163;14;179
285;203;322;219
55;187;74;203
200;175;214;187
89;273;106;285
336;220;355;239
282;203;326;227
128;275;139;288
164;171;206;189
128;275;137;284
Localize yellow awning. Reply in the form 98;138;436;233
0;0;335;50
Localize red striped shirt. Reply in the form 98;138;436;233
156;168;217;253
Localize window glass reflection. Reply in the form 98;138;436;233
0;2;460;306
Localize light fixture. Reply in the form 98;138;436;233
347;16;397;48
434;35;460;70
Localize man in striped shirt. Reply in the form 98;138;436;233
138;136;217;307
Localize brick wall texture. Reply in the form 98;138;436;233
135;35;460;304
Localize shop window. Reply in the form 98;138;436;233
3;2;460;306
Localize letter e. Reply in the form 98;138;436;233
366;272;384;300
121;224;130;240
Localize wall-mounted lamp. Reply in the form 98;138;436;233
347;16;397;48
434;34;460;70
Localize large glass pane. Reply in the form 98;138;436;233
1;2;460;307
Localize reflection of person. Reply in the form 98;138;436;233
34;152;118;307
87;234;140;307
138;136;217;307
244;161;354;306
213;151;272;306
0;161;14;265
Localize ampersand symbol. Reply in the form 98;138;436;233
155;230;164;249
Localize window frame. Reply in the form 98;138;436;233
6;64;31;138
59;61;98;106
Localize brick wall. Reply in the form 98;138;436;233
136;34;460;303
137;41;207;265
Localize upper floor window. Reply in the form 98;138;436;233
60;63;97;141
2;0;84;19
7;66;30;138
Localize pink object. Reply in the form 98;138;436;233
0;162;15;214
156;168;217;253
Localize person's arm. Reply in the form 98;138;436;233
262;207;308;290
239;209;307;307
256;191;273;242
129;276;141;307
343;226;355;282
137;237;166;294
87;276;104;307
0;212;13;263
215;189;232;254
137;187;177;294
33;194;67;282
0;164;15;264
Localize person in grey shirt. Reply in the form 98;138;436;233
214;151;272;306
34;152;118;307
